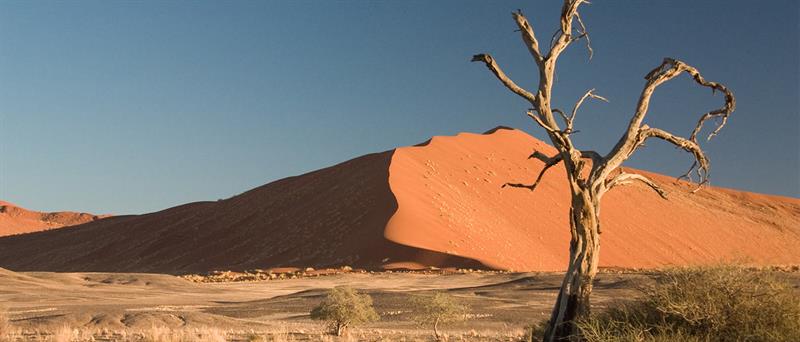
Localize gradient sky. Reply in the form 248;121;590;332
1;0;798;215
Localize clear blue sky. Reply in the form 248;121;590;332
1;1;798;214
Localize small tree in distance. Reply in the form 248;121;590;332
472;1;735;341
411;292;469;340
310;286;379;336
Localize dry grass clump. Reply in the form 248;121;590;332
0;308;8;341
24;325;228;342
578;265;800;342
137;326;228;342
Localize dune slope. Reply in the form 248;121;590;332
386;127;800;271
0;201;107;237
0;151;477;273
0;127;797;273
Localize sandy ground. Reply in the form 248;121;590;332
0;268;646;340
3;268;798;341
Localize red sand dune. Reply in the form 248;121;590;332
0;127;797;273
0;200;108;237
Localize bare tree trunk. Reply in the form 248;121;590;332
544;189;600;342
335;322;348;336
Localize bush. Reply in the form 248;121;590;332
310;286;379;336
411;292;469;340
578;265;800;342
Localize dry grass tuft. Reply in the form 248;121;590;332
578;264;800;342
0;307;16;342
0;308;7;335
138;326;228;342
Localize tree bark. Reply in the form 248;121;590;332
544;188;600;342
335;322;348;336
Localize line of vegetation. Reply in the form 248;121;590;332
310;286;470;339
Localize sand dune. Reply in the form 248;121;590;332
0;127;797;273
0;200;108;237
387;127;800;270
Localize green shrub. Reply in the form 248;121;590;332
578;265;800;342
410;292;469;340
310;286;379;336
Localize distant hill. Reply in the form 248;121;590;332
0;200;108;237
0;127;797;273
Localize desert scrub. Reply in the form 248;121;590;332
410;291;469;340
310;286;379;336
577;265;800;342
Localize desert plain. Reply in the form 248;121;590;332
2;266;797;341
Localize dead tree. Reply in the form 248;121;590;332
471;1;735;341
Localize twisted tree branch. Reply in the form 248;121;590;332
573;11;593;60
567;88;607;130
581;150;603;175
506;150;602;191
471;54;537;105
553;108;569;125
513;10;544;65
504;153;564;191
528;150;553;163
528;110;572;147
636;125;710;189
549;0;589;60
527;110;559;134
597;58;735;190
572;89;608;121
603;170;668;199
685;65;736;142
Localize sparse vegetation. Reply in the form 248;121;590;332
2;325;529;342
2;267;798;341
411;292;470;340
0;307;9;340
577;265;800;342
310;286;379;336
138;326;227;342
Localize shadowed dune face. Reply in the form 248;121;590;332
0;201;107;237
0;127;798;273
0;151;482;273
